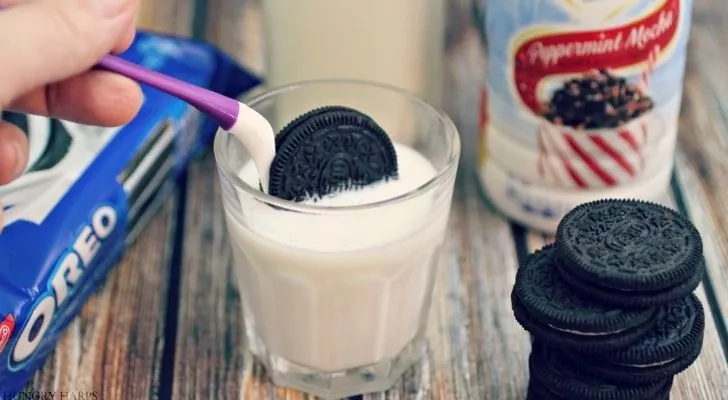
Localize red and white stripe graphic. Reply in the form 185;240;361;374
536;46;661;189
537;120;649;189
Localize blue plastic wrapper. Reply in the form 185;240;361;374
0;31;261;393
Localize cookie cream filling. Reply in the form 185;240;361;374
621;358;676;368
547;324;628;336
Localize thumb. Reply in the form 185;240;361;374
0;0;137;107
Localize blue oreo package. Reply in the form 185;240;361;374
0;31;261;393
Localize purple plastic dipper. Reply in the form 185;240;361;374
96;55;275;191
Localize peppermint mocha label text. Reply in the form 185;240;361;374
527;8;675;67
10;205;118;366
513;0;681;114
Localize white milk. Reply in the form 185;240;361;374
224;143;451;371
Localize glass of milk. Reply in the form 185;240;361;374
213;80;460;399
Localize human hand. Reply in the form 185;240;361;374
0;0;143;231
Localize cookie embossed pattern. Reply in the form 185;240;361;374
511;199;706;399
479;0;693;232
268;106;399;202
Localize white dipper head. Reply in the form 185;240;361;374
227;102;276;193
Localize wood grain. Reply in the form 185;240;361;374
29;196;178;398
170;154;249;400
523;193;728;400
671;0;728;333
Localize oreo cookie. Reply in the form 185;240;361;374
268;106;398;202
526;378;567;399
653;380;673;400
529;341;670;400
555;199;703;293
556;259;704;309
526;365;674;400
1;112;72;172
512;245;657;353
567;294;705;384
528;371;674;400
273;106;355;150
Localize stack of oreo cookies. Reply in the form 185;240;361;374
511;199;706;399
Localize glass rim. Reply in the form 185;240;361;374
213;78;461;214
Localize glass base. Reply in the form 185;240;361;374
252;336;426;399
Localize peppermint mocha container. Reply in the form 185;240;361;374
478;0;693;233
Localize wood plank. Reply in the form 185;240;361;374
29;195;178;398
523;193;728;399
174;152;530;399
170;154;249;400
671;5;728;332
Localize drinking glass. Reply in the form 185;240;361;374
213;79;460;399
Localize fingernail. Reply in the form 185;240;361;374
86;0;129;18
11;139;26;179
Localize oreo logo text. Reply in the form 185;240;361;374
0;314;15;354
10;204;118;366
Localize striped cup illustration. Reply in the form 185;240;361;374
536;47;661;190
537;115;651;189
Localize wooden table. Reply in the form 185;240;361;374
29;0;728;398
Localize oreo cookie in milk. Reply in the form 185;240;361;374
529;342;672;400
268;106;398;202
0;31;260;393
511;245;657;353
566;294;705;385
555;199;704;307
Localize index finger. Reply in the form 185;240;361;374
0;0;138;108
